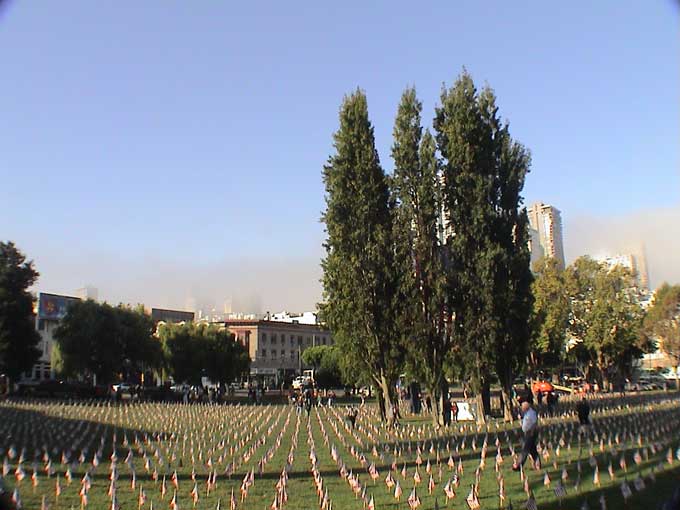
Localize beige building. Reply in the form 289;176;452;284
595;252;649;291
527;202;565;270
221;319;333;386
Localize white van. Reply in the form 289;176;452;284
292;376;311;390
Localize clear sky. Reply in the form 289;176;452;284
1;1;678;312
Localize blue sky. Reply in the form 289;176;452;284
1;1;678;311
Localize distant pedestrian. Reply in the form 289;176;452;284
346;406;358;429
442;396;451;427
576;397;590;428
304;389;313;416
513;396;540;471
546;392;556;415
451;400;458;423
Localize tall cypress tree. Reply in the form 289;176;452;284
435;72;496;422
321;90;402;426
479;87;533;421
434;71;532;423
392;88;450;427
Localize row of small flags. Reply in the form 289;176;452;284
1;394;679;509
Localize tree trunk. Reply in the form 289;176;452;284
481;380;491;416
500;374;515;422
377;387;387;421
675;365;679;392
474;392;486;425
428;382;445;428
528;352;537;380
376;372;396;427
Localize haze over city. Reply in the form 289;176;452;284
1;1;678;312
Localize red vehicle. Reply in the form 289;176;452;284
532;380;555;394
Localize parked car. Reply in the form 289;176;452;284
111;383;133;398
658;368;678;380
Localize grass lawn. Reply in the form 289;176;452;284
0;393;678;509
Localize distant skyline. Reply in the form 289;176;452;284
1;2;678;311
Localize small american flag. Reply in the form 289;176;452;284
525;494;537;510
553;482;567;498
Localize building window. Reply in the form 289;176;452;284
290;352;295;361
261;349;267;358
306;336;311;346
271;350;277;359
298;336;303;346
271;334;277;344
261;333;267;344
281;350;286;358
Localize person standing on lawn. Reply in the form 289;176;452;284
513;396;540;471
576;396;590;429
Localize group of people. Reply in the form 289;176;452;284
400;386;460;424
289;387;337;415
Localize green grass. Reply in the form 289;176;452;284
0;395;678;509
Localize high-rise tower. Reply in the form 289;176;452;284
527;202;565;270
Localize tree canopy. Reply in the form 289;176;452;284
530;257;570;372
302;345;342;389
0;242;41;379
157;322;250;386
54;301;160;383
392;88;450;426
643;283;680;386
321;89;403;425
434;72;533;422
566;256;646;389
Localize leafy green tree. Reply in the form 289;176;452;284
54;300;125;383
434;72;532;422
566;256;645;390
202;324;250;385
530;257;570;374
301;345;328;371
0;242;42;380
643;283;680;388
302;345;342;388
55;301;161;383
157;322;199;384
117;304;162;380
391;88;450;427
321;89;403;426
158;322;249;385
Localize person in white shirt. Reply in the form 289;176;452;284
512;396;540;471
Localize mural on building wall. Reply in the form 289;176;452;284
38;293;80;320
